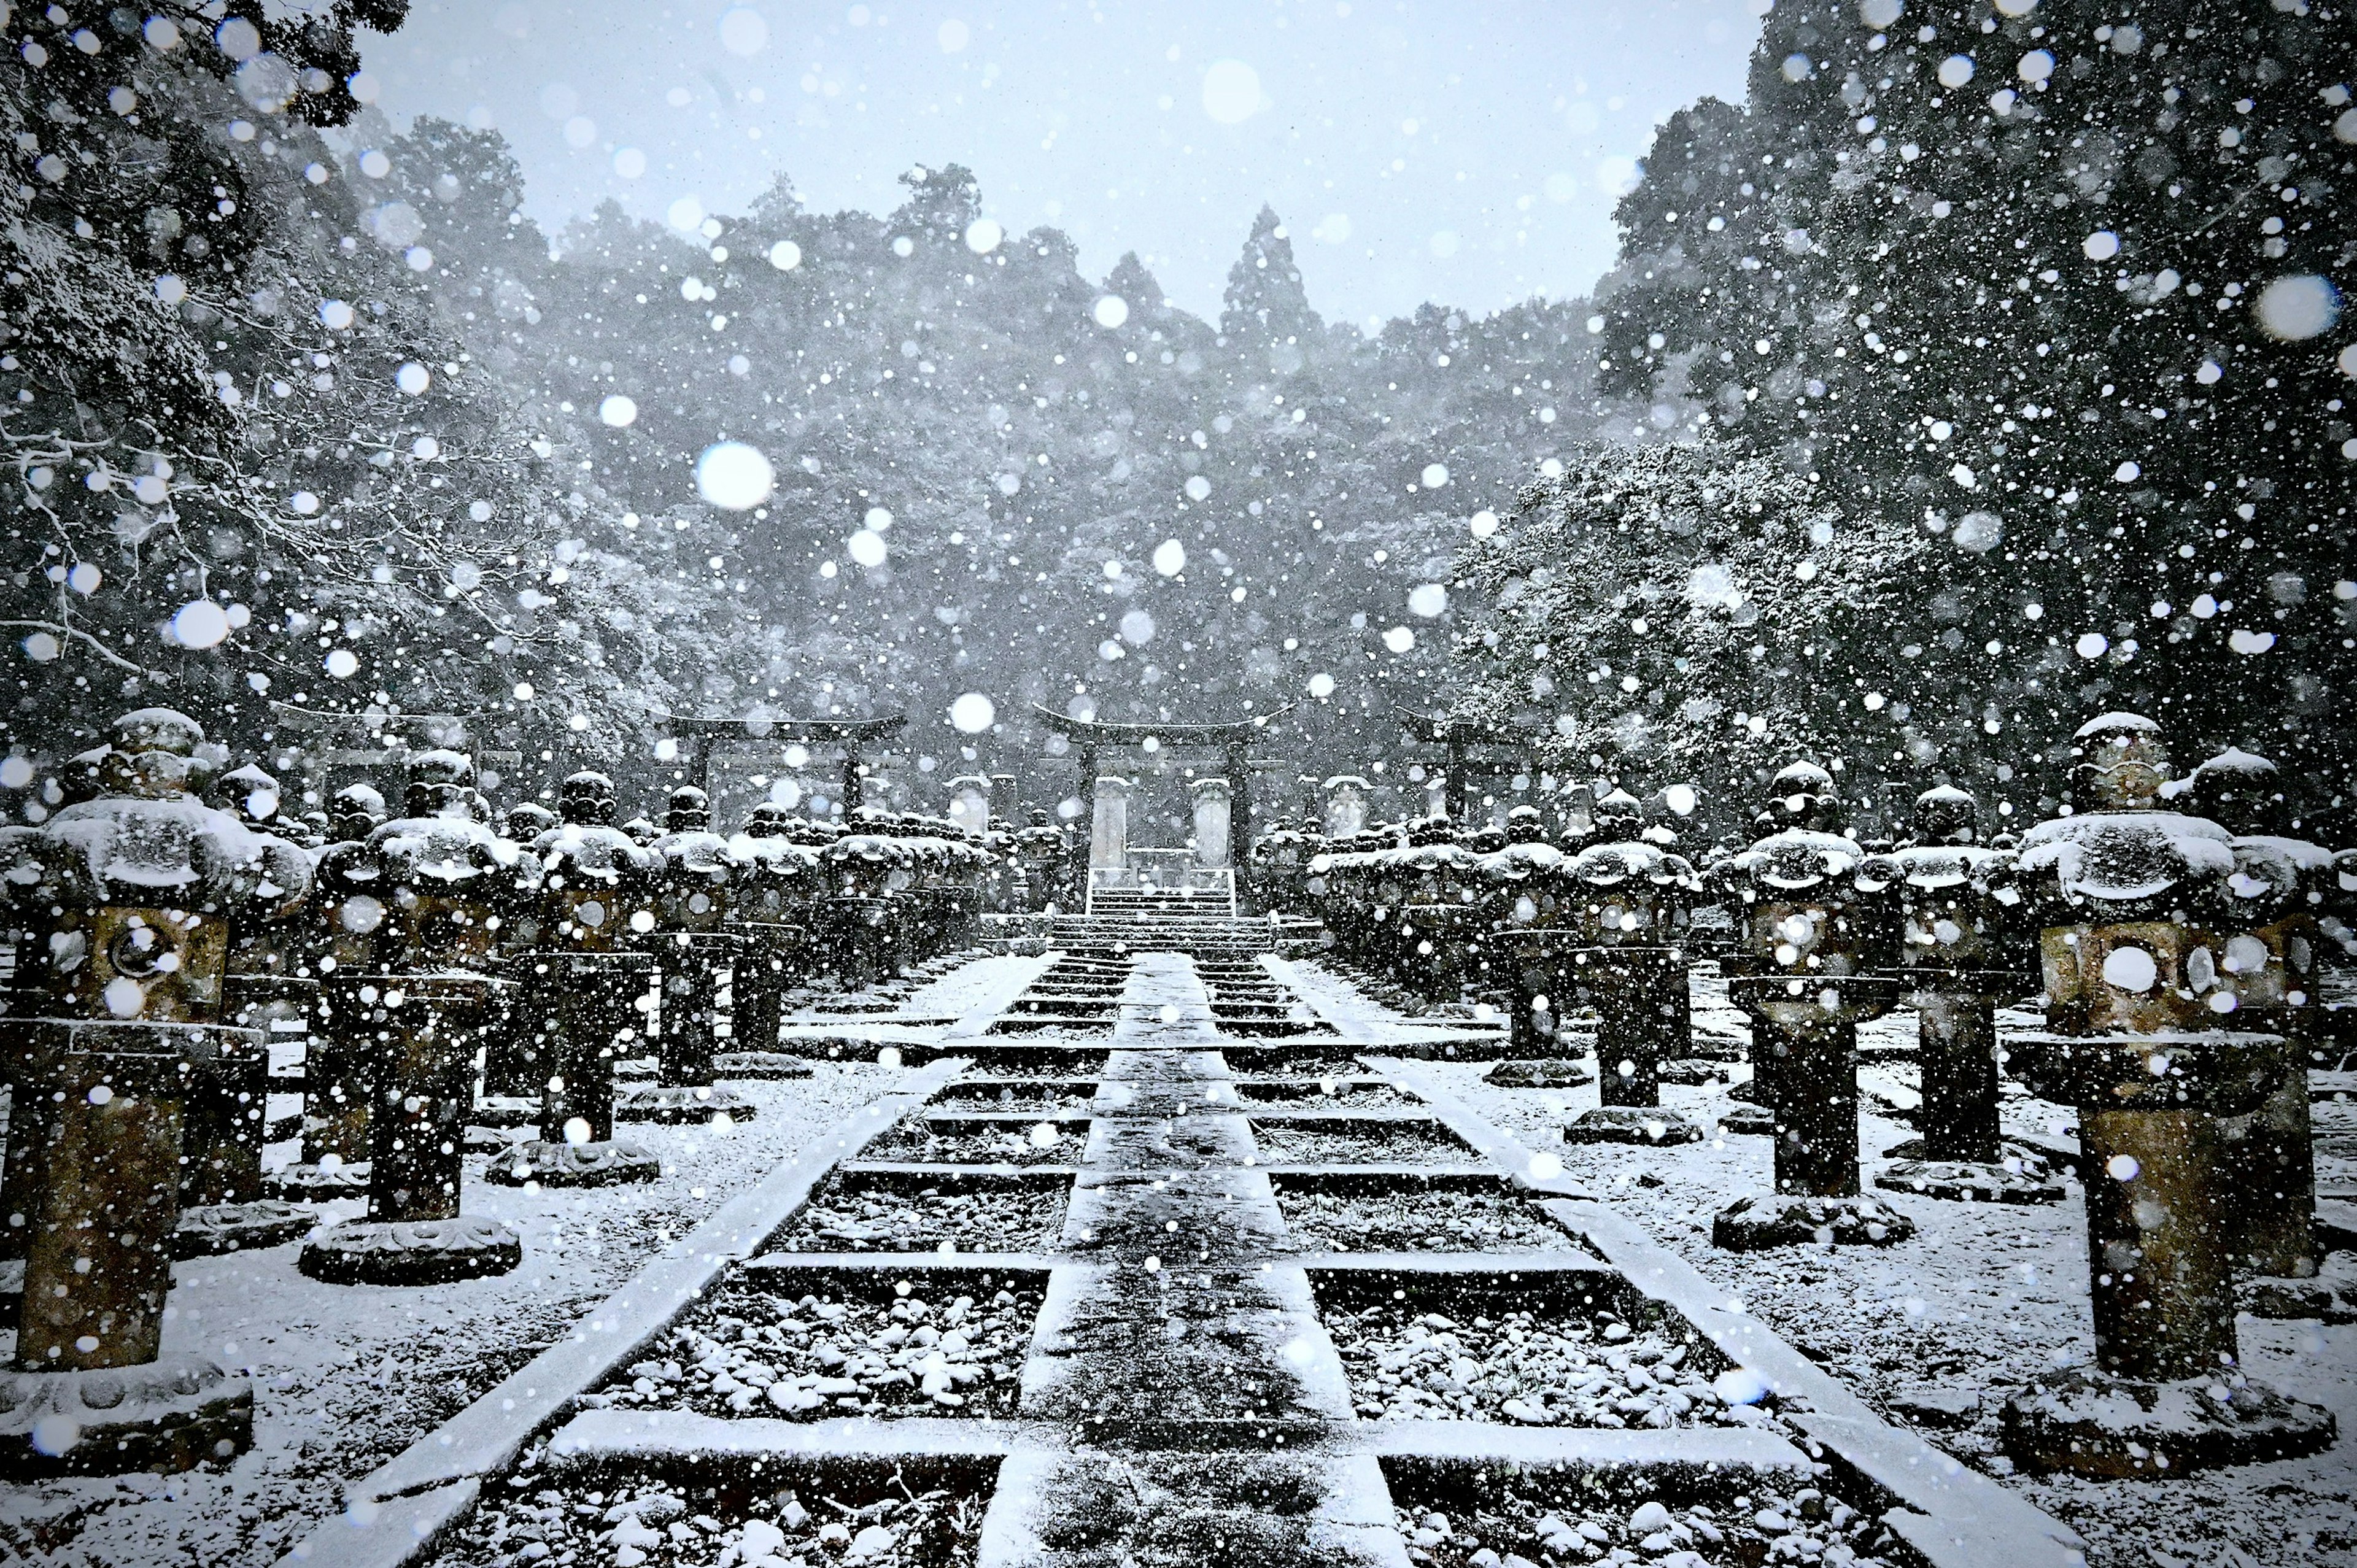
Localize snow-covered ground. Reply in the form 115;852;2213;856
1373;965;2357;1568
0;947;1041;1568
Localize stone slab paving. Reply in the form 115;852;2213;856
300;926;2102;1568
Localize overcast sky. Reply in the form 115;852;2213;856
358;0;1765;330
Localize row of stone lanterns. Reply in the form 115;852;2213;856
0;716;996;1474
1287;710;2342;1477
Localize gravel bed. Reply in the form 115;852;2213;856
585;1278;1039;1421
774;1179;1068;1254
1276;1189;1585;1253
1325;1302;1760;1430
1231;1080;1409;1108
1390;1487;1903;1568
865;1122;1083;1165
938;1083;1100;1113
437;1478;983;1568
1250;1122;1475;1165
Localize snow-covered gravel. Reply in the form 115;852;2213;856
0;1063;910;1568
865;1121;1082;1166
1387;1487;1905;1568
1277;1189;1590;1254
586;1278;1040;1421
1251;1121;1477;1165
773;1181;1067;1255
437;1477;985;1568
1325;1303;1762;1431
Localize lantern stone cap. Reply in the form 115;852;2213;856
1722;827;1870;892
1323;774;1371;790
1;717;313;915
2072;711;2163;741
1190;776;1232;796
1567;838;1697;888
533;820;662;884
370;806;542;889
1481;840;1566;879
2018;810;2234;906
1868;840;2016;894
652;827;739;878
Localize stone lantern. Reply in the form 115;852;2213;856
297;751;536;1285
617;786;756;1124
0;709;312;1473
487;771;663;1188
1249;811;1322;920
722;809;821;1075
2000;714;2334;1476
1709;762;1916;1250
1557;790;1705;1146
282;782;390;1188
1864;787;2062;1205
818;817;910;989
1014;806;1072;913
2184;747;2339;1318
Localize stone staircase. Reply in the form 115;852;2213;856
1085;882;1237;919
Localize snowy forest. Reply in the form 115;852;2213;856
6;0;2345;841
1;3;2355;1567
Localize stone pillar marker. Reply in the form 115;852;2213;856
617;786;761;1124
0;708;314;1473
487;771;664;1189
1560;788;1705;1147
1089;774;1132;873
1999;713;2334;1477
1323;774;1369;840
298;751;535;1285
945;773;992;836
1190;776;1233;870
1710;762;1916;1251
1868;786;2064;1205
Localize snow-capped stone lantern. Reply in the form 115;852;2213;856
1863;786;2061;1206
2183;747;2337;1316
1999;714;2333;1477
616;786;757;1124
1708;761;1916;1251
818;816;912;989
489;771;663;1188
291;782;396;1175
0;709;312;1473
297;751;537;1286
1015;806;1073;913
722;808;822;1073
1249;811;1323;919
1480;811;1574;1056
1558;790;1705;1147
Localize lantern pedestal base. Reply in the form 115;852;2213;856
1875;1156;2066;1206
298;1216;522;1286
1711;1102;1776;1136
0;1357;251;1477
2000;1367;2335;1478
469;1095;544;1129
1563;1105;1703;1146
264;1161;371;1202
1711;1192;1917;1251
713;1051;816;1080
2239;1275;2356;1324
482;1140;661;1188
615;1083;758;1124
174;1200;318;1257
1482;1057;1593;1089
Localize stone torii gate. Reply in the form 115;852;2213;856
659;711;908;816
1031;704;1293;911
1394;706;1546;822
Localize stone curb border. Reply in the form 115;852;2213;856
1370;1056;2088;1568
273;1060;966;1568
